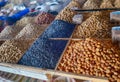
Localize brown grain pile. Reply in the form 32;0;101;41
66;1;81;9
0;17;34;39
72;0;87;6
82;0;101;9
72;12;111;39
55;7;78;23
82;0;101;21
15;23;49;39
114;0;120;8
57;38;120;82
0;39;34;63
34;12;55;25
100;0;114;8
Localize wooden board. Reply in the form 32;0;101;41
0;63;108;82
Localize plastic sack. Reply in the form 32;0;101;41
72;14;83;24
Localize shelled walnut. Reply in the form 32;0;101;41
57;38;120;82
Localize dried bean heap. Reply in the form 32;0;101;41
72;12;111;38
0;17;34;39
34;12;55;25
15;23;49;39
57;38;120;82
0;39;34;63
114;0;120;8
18;20;75;69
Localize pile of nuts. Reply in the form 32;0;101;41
82;0;101;20
114;0;120;8
57;38;120;82
66;1;81;9
34;12;55;25
100;0;114;8
15;23;49;39
0;39;34;63
72;12;111;38
82;0;100;9
55;7;77;23
0;17;34;39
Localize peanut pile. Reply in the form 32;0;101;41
55;7;77;23
34;12;55;25
114;0;120;8
55;1;80;23
57;38;120;82
82;0;100;9
82;0;101;20
0;17;34;39
100;0;114;8
15;23;49;39
0;39;34;63
66;1;81;9
72;12;111;39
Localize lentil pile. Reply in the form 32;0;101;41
15;23;49;39
0;17;34;39
57;38;120;82
18;20;76;69
34;12;55;25
0;39;34;63
72;12;111;39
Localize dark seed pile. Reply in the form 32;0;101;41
18;20;76;69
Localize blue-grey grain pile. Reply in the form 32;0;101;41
18;20;76;69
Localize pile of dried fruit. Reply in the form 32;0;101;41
57;38;120;82
34;12;55;25
72;12;111;38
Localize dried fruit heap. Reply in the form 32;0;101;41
57;38;120;82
